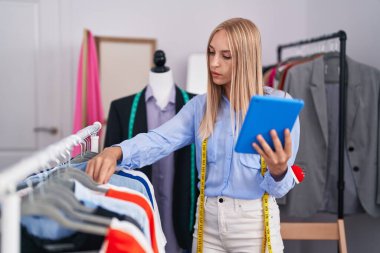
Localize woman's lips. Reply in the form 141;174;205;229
211;71;221;77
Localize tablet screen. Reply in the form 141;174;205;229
235;95;304;154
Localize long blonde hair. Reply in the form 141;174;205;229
199;18;263;140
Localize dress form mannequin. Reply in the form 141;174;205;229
105;50;196;251
149;50;174;110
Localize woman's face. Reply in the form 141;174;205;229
208;29;232;89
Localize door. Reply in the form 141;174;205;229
0;0;61;170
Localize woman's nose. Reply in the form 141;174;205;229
210;55;220;67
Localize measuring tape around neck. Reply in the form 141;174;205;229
128;88;197;233
197;141;272;253
128;91;143;139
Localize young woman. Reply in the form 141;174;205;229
86;18;299;253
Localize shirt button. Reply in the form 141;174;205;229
348;146;354;152
353;166;359;172
219;198;224;203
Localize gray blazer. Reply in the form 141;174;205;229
282;56;380;217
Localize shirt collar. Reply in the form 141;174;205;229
145;84;176;104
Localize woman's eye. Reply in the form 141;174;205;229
208;51;215;55
223;55;231;60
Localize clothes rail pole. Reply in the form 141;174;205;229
277;31;346;63
277;32;348;253
277;31;347;219
0;121;101;193
0;121;101;253
338;34;347;219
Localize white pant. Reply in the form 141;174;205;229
192;196;284;253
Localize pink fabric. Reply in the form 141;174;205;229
72;31;104;156
87;32;104;128
267;67;276;87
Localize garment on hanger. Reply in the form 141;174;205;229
115;169;155;207
21;179;151;252
72;30;104;156
100;218;153;253
74;180;166;253
71;159;155;207
106;187;160;253
19;157;163;252
265;67;277;87
5;123;161;253
21;224;105;253
105;183;165;248
281;55;380;217
22;205;144;241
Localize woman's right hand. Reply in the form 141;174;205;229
85;147;122;184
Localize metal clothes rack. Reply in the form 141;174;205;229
278;30;347;219
0;121;102;253
277;31;348;253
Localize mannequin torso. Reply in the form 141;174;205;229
148;69;174;110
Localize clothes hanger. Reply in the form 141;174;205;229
21;195;108;236
40;176;96;214
71;139;86;162
33;150;106;217
19;136;109;234
24;162;110;227
49;147;107;193
71;138;98;164
49;167;107;193
84;150;98;160
71;151;97;164
323;41;341;84
32;183;112;226
23;154;97;218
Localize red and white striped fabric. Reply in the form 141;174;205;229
100;218;153;253
104;185;166;253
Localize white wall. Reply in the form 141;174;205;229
2;0;378;147
59;0;310;136
62;0;309;88
305;0;380;70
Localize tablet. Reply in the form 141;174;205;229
235;95;304;154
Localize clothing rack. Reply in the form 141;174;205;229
0;121;102;253
277;32;348;253
278;30;347;219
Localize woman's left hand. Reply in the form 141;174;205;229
252;129;292;181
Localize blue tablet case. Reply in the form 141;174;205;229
235;95;304;154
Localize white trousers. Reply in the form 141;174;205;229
192;196;284;253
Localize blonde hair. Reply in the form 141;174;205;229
199;18;263;140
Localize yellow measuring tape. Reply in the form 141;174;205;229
261;157;273;253
196;139;272;253
196;139;208;253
